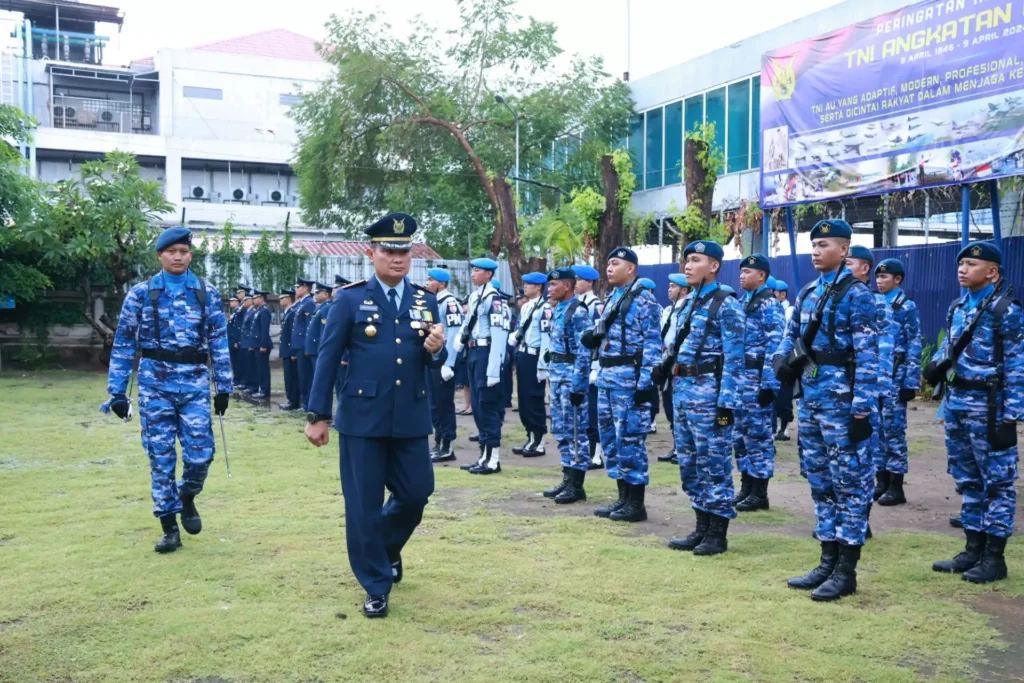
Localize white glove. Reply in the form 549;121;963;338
508;336;518;347
441;365;455;382
487;376;501;387
453;337;465;354
589;369;598;384
536;370;549;382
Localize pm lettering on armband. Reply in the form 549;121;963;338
490;313;503;327
446;313;461;326
540;320;551;332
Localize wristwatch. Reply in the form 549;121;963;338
306;411;331;424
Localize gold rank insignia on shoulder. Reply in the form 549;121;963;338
321;318;327;325
365;324;377;337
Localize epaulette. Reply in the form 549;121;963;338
411;282;429;292
342;279;366;290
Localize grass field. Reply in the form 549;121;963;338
1;371;1022;682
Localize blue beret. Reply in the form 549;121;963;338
766;276;778;289
572;265;600;281
720;284;736;294
957;240;1001;265
740;253;770;273
334;275;351;286
638;278;656;290
848;245;874;263
279;289;295;297
548;267;576;282
522;272;547;285
668;273;688;287
471;257;499;271
683;240;724;262
427;268;451;283
810;219;853;240
155;226;192;252
607;247;638;265
365;212;417;250
874;258;904;276
774;280;788;292
490;277;502;291
296;277;314;287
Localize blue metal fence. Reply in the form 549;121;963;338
638;235;1024;344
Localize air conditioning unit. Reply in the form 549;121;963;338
99;109;115;123
230;188;252;202
189;185;211;200
267;188;285;203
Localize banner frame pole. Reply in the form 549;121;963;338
961;184;970;248
990;179;1002;247
786;206;800;290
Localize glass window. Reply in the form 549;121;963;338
705;87;726;174
645;107;663;190
727;79;750;173
628;115;644;188
664;101;683;185
279;93;302;106
751;76;761;169
183;86;222;100
684;94;704;134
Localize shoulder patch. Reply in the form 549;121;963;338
342;279;367;290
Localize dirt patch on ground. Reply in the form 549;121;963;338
972;594;1024;682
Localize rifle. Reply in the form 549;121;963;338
581;279;644;350
779;264;846;396
925;279;1006;399
652;277;704;385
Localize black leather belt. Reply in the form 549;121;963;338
674;359;721;378
141;348;208;364
951;376;995;391
815;352;853;366
744;356;764;370
599;355;638;368
548;352;575;364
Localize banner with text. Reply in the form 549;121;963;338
760;0;1024;208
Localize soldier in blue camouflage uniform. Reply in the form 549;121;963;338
540;267;593;504
580;247;662;523
291;278;316;411
659;240;745;554
454;259;511;474
251;290;273;399
846;245;895;538
101;227;232;554
732;253;784;513
874;258;922;505
926;241;1023;584
774;219;878;602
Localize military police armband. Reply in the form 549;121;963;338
489;313;503;327
446;314;461;327
540;320;551;333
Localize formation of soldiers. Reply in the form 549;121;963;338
104;218;1021;617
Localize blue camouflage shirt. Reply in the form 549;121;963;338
885;288;923;392
108;269;232;395
741;285;784;401
547;296;592;394
594;282;663;392
670;282;746;409
872;292;896;400
774;268;878;415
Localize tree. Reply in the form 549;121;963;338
666;123;728;251
0;105;51;303
291;0;633;286
25;150;174;347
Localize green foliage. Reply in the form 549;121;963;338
667;200;728;247
524;207;585;266
569;187;604;242
208;222;245;293
248;225;305;293
290;0;634;258
794;202;828;222
609;148;635;215
921;328;946;395
686;122;723;187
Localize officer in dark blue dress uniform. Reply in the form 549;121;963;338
291;277;316;411
241;294;258;394
333;275;353;411
252;290;273;399
305;282;333;387
305;213;447;619
227;295;241;379
278;290;300;410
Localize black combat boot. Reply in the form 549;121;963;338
865;504;873;540
544;467;571;498
788;541;840;590
733;472;753;505
555;469;587;505
873;471;891;501
811;544;861;601
179;493;202;535
693;515;730;556
962;535;1008;584
669;510;710;551
155;514;182;553
877;473;907;506
950;515;964;529
737;478;770;512
933;529;986;574
432;439;456;463
657;451;676;463
609;484;647;522
594;479;629;518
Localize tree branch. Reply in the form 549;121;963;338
381;76;434;116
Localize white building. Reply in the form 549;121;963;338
1;0;335;236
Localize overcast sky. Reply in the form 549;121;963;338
96;0;845;80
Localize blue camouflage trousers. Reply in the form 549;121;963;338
798;406;873;546
944;409;1018;538
733;404;776;479
550;380;590;471
868;405;883;478
597;387;650;485
882;397;909;474
675;403;736;520
138;386;214;517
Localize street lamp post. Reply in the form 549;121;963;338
495;94;520;202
